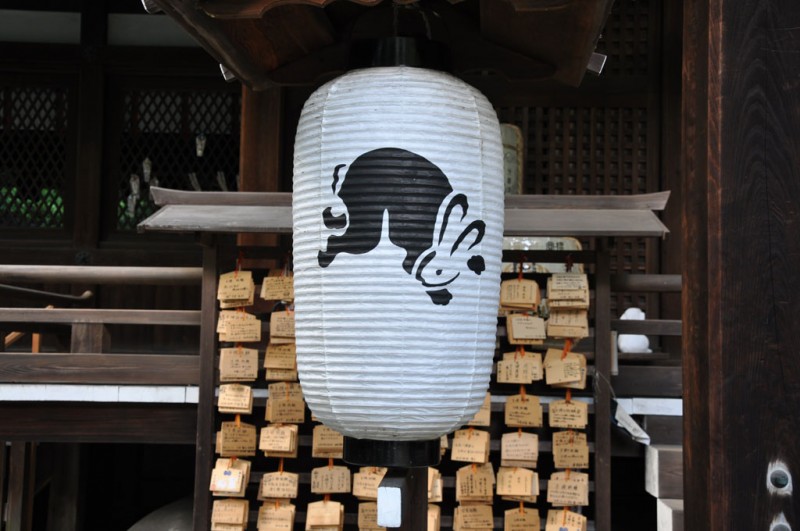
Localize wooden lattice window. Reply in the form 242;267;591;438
497;105;657;314
595;0;654;78
0;83;70;230
114;87;241;231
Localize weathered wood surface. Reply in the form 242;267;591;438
612;366;682;398
0;403;197;443
646;444;684;499
70;323;109;354
237;87;283;248
612;319;682;336
645;416;683;446
6;442;28;531
151;0;610;87
150;187;291;207
139;194;670;237
657;499;684;531
0;308;201;326
611;274;682;293
193;239;218;531
0;265;202;285
199;0;382;19
0;354;199;385
593;240;611;531
46;444;82;531
682;0;800;529
150;187;670;210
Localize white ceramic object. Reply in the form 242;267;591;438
617;307;652;353
292;66;504;441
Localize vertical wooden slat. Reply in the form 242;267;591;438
6;442;27;531
69;324;109;354
192;236;217;531
0;441;6;527
594;240;612;531
23;444;35;531
46;444;81;531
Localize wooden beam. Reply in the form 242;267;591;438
0;404;197;444
0;265;202;285
150;188;670;209
612;319;682;336
0;354;200;385
682;0;800;528
199;0;381;19
611;274;682;293
0;309;201;326
611;366;682;398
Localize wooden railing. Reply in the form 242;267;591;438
0;265;202;387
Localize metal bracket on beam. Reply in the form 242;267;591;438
220;64;237;82
587;52;607;75
140;0;163;14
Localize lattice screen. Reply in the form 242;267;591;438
0;85;70;229
496;104;655;314
116;88;241;230
595;0;653;77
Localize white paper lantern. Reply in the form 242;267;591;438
293;66;504;442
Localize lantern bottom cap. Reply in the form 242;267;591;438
343;437;441;468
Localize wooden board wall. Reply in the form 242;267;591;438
682;0;800;528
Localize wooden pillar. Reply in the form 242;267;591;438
682;0;800;529
593;240;611;531
72;0;106;249
46;445;82;531
237;87;283;249
6;443;28;531
192;236;218;531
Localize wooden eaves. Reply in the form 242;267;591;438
149;0;615;89
139;187;670;237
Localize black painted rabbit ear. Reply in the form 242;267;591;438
322;207;346;229
467;255;485;274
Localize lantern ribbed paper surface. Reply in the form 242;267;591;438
293;67;504;441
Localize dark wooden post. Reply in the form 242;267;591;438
192;235;218;531
237;86;283;249
594;240;611;531
682;0;800;529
